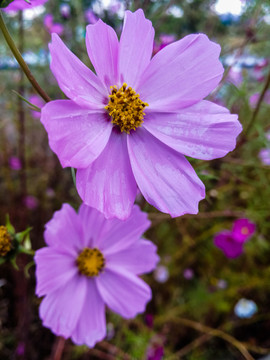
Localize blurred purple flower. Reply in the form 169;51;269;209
60;4;70;19
249;91;270;108
44;14;64;36
154;265;169;283
153;33;176;54
9;156;21;171
24;195;39;210
146;336;164;360
214;231;244;258
3;0;48;12
259;148;270;165
183;268;194;280
85;9;99;24
34;204;159;347
228;67;242;86
217;279;227;289
41;9;242;220
28;95;44;119
231;218;256;242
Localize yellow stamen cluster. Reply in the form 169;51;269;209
0;226;12;257
77;247;105;277
241;226;249;235
105;83;148;134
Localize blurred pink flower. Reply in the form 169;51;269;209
9;156;21;170
41;9;242;220
44;14;64;36
249;91;270;108
35;203;159;347
153;33;176;54
24;195;39;210
85;9;99;24
183;268;194;280
28;95;44;119
228;67;242;86
60;4;70;19
214;218;255;258
3;0;48;12
259;148;270;165
214;230;244;258
231;218;256;242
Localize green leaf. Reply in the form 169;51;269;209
0;0;15;8
5;215;15;235
12;90;41;112
15;227;32;244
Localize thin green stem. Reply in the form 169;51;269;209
0;11;51;102
245;68;270;137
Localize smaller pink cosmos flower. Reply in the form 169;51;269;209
214;231;244;258
231;218;256;242
214;218;255;258
44;14;64;36
35;203;159;347
28;95;44;119
3;0;48;12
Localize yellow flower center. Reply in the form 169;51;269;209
105;83;148;134
0;226;12;256
77;247;105;277
241;226;249;235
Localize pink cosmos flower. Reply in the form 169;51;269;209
40;9;242;220
34;203;159;347
214;230;244;258
231;218;256;242
44;14;64;36
3;0;48;12
28;95;44;119
214;218;255;258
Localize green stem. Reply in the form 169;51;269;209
0;11;51;102
244;68;270;137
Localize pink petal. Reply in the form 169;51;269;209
49;34;106;109
94;204;151;254
143;100;242;160
137;34;224;112
44;203;81;255
71;279;106;347
35;247;77;296
41;100;112;168
119;9;154;89
128;128;205;217
77;204;107;249
86;20;119;89
39;275;87;338
106;239;159;275
97;268;151;318
214;231;244;258
76;131;137;220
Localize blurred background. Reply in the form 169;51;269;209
0;0;270;359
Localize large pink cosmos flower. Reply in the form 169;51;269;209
3;0;48;12
41;9;242;220
35;203;158;347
